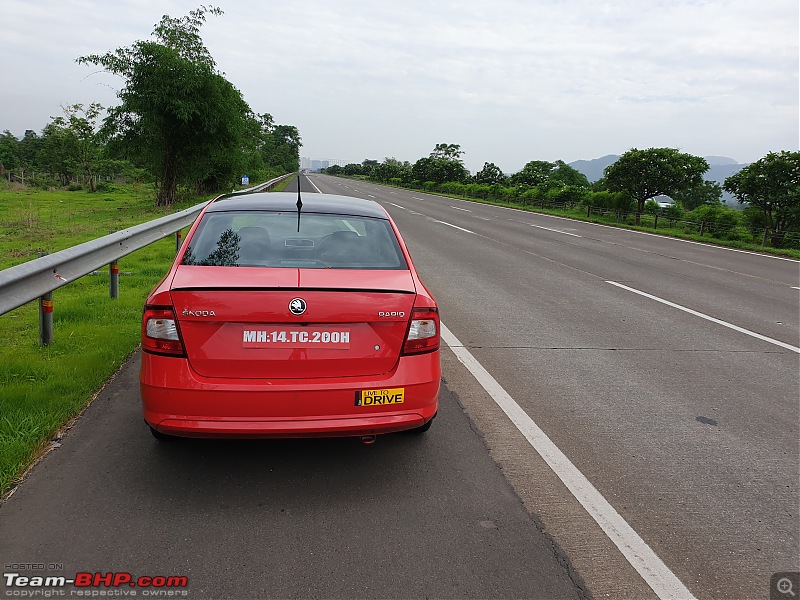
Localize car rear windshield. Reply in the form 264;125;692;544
182;211;408;270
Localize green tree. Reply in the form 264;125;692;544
724;151;800;239
475;162;505;185
511;160;555;187
430;143;464;161
604;148;708;224
47;103;105;191
550;160;590;188
78;6;256;205
411;156;469;184
0;130;20;180
670;180;722;211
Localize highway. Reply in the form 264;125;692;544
1;173;798;599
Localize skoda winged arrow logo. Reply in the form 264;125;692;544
289;298;307;316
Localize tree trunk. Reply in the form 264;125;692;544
157;153;178;206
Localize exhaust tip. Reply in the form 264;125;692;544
360;435;377;445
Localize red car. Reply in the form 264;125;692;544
139;191;440;441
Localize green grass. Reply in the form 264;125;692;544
0;182;224;496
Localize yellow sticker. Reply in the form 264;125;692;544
356;388;405;407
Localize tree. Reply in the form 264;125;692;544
411;156;469;184
475;162;505;185
511;160;555;187
670;180;722;211
604;148;708;224
46;103;104;191
0;131;20;180
550;160;590;188
78;6;256;205
430;143;464;161
724;151;800;240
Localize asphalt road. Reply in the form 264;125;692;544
1;174;797;600
298;174;800;599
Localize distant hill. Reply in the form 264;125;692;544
568;154;749;207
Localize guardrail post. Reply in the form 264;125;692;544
176;230;183;253
700;220;706;236
39;291;53;346
36;251;53;346
109;260;119;299
762;228;769;246
653;214;658;229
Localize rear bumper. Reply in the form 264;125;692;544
140;351;440;438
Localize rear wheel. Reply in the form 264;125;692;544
406;415;435;434
149;425;176;442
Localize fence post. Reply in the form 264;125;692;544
700;220;706;236
109;260;119;299
37;251;53;346
176;230;183;253
653;214;659;229
587;205;591;217
762;228;769;246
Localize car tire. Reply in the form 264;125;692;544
406;416;435;434
149;425;175;442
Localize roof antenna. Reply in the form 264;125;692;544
296;174;303;232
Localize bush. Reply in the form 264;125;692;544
67;183;84;191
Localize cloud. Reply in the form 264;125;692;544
1;0;796;170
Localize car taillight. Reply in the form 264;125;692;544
142;306;186;357
402;307;440;355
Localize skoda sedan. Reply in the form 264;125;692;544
139;192;440;441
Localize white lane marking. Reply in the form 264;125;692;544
408;210;422;215
368;194;376;198
413;197;425;200
431;219;475;234
793;287;800;290
476;217;491;221
304;177;323;193
450;206;471;212
387;202;407;210
530;224;583;238
440;323;697;600
607;281;800;353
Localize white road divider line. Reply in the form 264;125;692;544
387;202;407;210
307;177;323;194
440;322;697;600
412;197;425;200
607;281;800;353
431;219;475;234
368;194;376;198
450;206;471;212
530;224;582;238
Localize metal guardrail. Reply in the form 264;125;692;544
0;173;294;342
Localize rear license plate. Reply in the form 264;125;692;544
242;327;350;349
355;388;405;406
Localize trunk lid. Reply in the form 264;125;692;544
170;266;417;379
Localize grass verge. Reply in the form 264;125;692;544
0;183;219;497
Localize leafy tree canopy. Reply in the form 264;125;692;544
724;151;800;234
604;148;708;222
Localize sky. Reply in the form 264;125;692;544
1;0;797;173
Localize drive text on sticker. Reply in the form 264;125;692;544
242;328;350;349
355;388;405;406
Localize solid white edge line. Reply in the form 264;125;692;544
440;322;697;600
607;281;800;353
306;176;323;194
530;224;583;238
